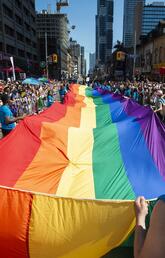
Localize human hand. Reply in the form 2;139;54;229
18;114;26;121
135;197;149;227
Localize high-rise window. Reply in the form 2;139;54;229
17;32;24;42
0;42;3;51
15;15;23;26
5;24;14;37
6;44;15;54
3;4;13;18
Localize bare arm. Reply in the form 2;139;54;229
134;224;147;258
5;115;25;125
154;103;162;113
134;199;165;258
134;197;148;258
138;200;165;258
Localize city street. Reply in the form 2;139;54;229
0;1;165;258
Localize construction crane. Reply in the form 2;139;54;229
56;0;69;13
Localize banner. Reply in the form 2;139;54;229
10;56;16;81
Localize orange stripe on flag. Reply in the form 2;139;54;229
15;87;83;194
0;188;33;258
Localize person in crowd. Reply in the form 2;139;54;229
124;85;131;98
132;88;139;102
59;84;66;104
134;196;165;258
0;94;25;137
154;90;165;121
37;91;44;113
47;90;54;107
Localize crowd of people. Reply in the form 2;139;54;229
0;79;69;137
0;80;68;116
0;79;165;257
91;80;165;121
0;78;164;138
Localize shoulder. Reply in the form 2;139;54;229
140;199;165;258
1;105;11;116
152;199;165;221
0;105;8;111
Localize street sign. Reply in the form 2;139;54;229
40;61;46;68
115;70;124;76
48;55;53;64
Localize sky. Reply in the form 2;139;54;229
36;0;162;69
36;0;124;66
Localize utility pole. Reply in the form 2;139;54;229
45;31;49;78
133;30;137;81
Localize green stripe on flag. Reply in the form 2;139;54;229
91;91;135;199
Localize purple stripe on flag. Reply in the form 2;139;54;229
112;94;165;179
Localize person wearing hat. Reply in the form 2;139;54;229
0;94;25;137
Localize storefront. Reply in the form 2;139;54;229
160;67;165;82
153;63;165;82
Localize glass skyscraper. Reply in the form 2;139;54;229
141;2;165;36
96;0;114;65
123;0;145;47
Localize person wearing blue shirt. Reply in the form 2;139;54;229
124;87;131;97
59;86;66;104
0;94;24;137
133;89;139;102
46;91;54;107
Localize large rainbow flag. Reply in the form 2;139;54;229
0;84;165;258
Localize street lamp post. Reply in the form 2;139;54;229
45;32;49;78
133;30;137;80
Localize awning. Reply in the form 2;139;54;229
1;67;24;73
160;67;165;75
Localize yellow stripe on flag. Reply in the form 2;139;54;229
56;86;96;199
29;195;135;258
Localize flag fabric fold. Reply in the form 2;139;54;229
0;84;164;258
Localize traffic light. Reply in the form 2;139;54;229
52;54;58;63
116;51;125;61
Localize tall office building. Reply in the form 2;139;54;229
80;46;86;76
123;0;145;48
69;38;81;77
0;0;38;74
96;0;114;65
69;40;86;77
141;2;165;37
36;10;69;78
134;0;144;45
89;53;95;74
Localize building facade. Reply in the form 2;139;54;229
36;10;69;79
69;38;81;78
0;0;38;77
96;0;114;65
141;2;165;37
123;0;145;48
136;21;165;80
70;38;86;79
